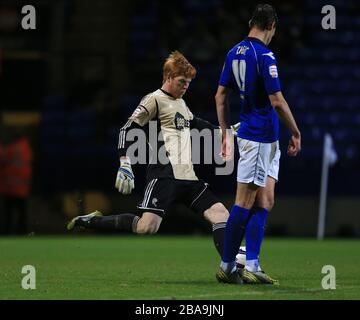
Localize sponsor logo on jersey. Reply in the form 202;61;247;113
269;65;278;78
174;112;190;130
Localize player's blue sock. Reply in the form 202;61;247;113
246;207;268;261
222;205;251;268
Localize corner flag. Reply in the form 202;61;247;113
317;133;338;240
324;133;338;166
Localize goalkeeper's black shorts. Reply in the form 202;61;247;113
137;178;220;217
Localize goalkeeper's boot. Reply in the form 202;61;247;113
238;268;261;284
216;268;243;284
250;270;278;284
66;210;103;230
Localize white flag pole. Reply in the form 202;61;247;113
317;133;337;240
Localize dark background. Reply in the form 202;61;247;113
0;0;359;236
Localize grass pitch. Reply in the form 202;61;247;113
0;236;359;300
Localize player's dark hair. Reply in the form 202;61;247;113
249;4;278;31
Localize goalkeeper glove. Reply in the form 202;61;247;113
115;157;135;195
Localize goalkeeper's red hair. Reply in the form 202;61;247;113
162;51;197;83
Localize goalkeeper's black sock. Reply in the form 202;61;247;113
212;222;227;257
87;214;139;233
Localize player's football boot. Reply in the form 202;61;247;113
238;268;261;284
250;270;278;284
66;210;103;230
216;268;244;284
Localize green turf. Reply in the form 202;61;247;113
0;236;359;300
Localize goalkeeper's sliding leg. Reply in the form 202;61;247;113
66;203;229;261
66;205;227;247
66;210;161;234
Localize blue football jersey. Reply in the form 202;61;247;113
219;37;281;143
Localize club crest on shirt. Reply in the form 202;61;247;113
174;112;190;130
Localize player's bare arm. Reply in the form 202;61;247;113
215;85;233;160
215;85;231;133
269;91;301;156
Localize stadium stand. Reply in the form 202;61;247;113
32;0;359;197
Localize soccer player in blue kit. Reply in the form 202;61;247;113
215;4;301;284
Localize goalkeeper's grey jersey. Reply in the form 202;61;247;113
118;89;199;181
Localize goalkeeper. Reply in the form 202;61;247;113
67;51;255;283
